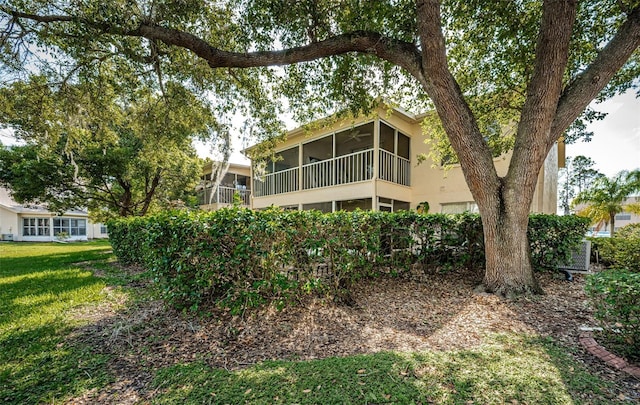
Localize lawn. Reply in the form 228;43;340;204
0;241;631;404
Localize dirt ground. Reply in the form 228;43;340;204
69;269;640;404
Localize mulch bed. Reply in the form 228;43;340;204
68;269;640;404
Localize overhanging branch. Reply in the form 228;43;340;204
1;6;424;79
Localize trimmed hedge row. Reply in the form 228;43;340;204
108;209;588;312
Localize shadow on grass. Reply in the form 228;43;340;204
150;335;606;404
0;323;111;404
0;248;113;277
0;242;114;404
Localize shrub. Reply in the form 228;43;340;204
588;223;640;272
586;269;640;362
107;210;587;313
616;223;640;239
528;214;590;271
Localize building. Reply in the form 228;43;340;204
197;162;252;211
244;106;560;214
613;196;640;230
581;196;640;234
0;187;108;242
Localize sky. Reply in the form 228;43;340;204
3;90;639;177
564;90;640;177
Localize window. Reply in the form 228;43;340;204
53;218;87;236
379;122;411;186
336;198;373;211
441;202;479;214
302;202;333;213
22;218;49;237
615;214;631;221
100;225;108;234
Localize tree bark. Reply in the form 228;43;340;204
478;179;543;295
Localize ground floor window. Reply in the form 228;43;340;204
336;198;373;211
22;218;50;236
441;201;479;214
100;225;108;234
302;202;333;213
377;197;410;212
53;218;87;236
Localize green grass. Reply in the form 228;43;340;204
153;335;611;404
0;241;618;404
0;241;115;404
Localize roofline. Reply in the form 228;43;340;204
202;161;250;171
243;104;425;155
0;202;88;217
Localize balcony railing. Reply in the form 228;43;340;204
379;149;410;186
254;148;409;197
199;186;251;206
254;167;299;197
303;149;374;190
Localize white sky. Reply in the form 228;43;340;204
565;90;640;177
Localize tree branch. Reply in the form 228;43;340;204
507;0;577;210
551;5;640;141
1;6;424;79
415;0;499;206
140;168;162;216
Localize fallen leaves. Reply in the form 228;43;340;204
68;270;640;403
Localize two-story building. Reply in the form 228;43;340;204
197;162;252;210
243;106;560;214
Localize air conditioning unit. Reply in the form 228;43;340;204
559;240;591;273
1;234;14;241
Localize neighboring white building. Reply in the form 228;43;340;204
613;196;640;230
0;187;108;242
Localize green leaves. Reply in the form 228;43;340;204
108;209;588;313
586;268;640;361
0;75;212;219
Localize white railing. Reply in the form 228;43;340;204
255;167;299;197
255;148;408;197
303;159;334;189
199;186;251;206
397;156;411;186
303;149;374;189
379;150;410;186
335;149;374;185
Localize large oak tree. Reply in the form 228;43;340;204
1;0;639;295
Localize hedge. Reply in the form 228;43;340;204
107;209;588;312
588;223;640;272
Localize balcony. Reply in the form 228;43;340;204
198;186;251;207
254;148;410;197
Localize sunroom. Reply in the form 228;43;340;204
251;119;412;211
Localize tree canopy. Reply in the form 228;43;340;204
0;75;221;219
1;0;639;295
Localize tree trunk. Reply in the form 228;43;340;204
609;213;616;237
479;190;542;296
